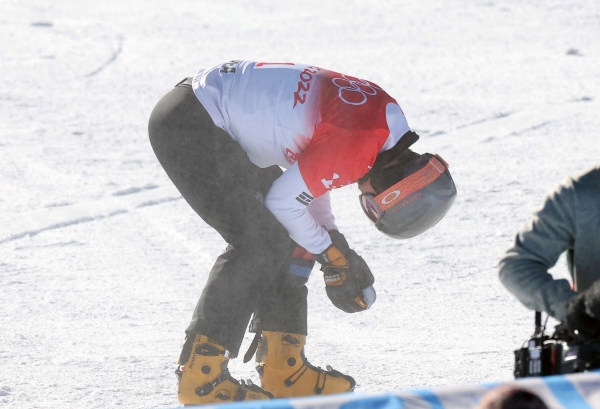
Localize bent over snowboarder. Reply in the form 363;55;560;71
148;60;457;405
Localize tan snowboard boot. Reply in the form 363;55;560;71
176;334;273;405
255;331;355;398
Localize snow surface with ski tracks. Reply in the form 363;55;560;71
1;0;599;408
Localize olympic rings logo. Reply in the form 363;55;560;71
331;74;383;106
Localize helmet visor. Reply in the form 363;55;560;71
360;193;382;223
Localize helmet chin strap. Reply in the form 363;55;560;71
358;130;420;185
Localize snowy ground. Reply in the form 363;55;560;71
1;0;599;408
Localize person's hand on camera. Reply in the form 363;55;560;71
313;230;376;313
565;279;600;341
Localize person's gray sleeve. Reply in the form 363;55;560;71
498;180;577;321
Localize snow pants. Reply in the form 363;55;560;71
148;79;313;357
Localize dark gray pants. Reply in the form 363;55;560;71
148;80;312;357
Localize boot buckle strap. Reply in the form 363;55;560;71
284;363;309;387
195;382;214;397
194;374;228;397
195;344;233;358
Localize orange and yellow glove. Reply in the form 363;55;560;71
313;230;376;313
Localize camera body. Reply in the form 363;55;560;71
514;313;600;378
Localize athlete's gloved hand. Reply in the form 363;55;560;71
565;279;600;341
313;230;376;313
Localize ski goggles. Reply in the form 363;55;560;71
359;154;456;239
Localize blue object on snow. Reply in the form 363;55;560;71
177;370;600;409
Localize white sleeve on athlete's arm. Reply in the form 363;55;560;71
264;163;332;254
308;192;337;231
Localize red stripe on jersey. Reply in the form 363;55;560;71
298;124;372;197
298;70;397;197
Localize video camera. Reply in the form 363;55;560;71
514;311;600;378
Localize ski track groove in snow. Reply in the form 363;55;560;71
85;35;124;78
0;186;182;244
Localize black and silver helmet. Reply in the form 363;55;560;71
359;132;457;239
